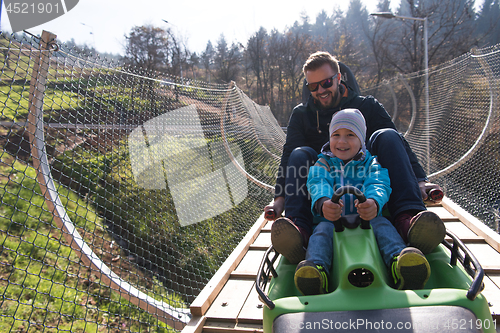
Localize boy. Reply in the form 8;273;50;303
294;109;430;295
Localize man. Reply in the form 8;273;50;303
265;51;445;264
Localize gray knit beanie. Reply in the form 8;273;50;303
329;109;367;151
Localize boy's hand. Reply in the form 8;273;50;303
355;198;377;221
322;199;343;222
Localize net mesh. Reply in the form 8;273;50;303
1;30;499;332
0;31;281;331
362;44;500;232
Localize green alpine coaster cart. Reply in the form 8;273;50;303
256;186;496;332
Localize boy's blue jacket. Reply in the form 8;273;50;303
307;142;392;224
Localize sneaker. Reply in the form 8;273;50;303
271;217;306;264
391;247;431;290
407;211;446;254
294;260;328;295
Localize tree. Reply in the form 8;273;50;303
267;29;284;113
311;10;336;50
364;0;398;86
363;0;481;126
213;35;241;83
168;31;190;78
201;41;215;83
246;27;270;104
273;30;316;125
188;52;200;79
124;25;170;72
476;0;500;46
343;0;371;72
382;0;478;74
118;0;496;125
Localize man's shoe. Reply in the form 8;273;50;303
294;260;328;295
391;247;431;290
407;211;446;254
271;217;306;264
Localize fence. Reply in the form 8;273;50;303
1;29;499;332
362;44;500;231
1;30;282;331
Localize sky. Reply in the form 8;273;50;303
0;0;390;56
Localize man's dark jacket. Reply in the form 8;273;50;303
274;82;427;198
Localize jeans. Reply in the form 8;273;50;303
368;128;426;217
283;146;318;235
306;216;407;273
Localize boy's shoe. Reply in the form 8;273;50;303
391;247;431;290
294;260;328;295
271;217;306;264
407;211;446;254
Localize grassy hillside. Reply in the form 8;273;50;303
0;152;175;332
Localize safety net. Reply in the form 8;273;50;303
0;30;499;331
362;44;500;231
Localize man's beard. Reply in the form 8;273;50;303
315;90;341;110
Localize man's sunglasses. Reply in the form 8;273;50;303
306;75;338;92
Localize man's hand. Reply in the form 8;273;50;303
355;198;377;221
264;196;285;220
418;181;443;201
322;199;343;222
